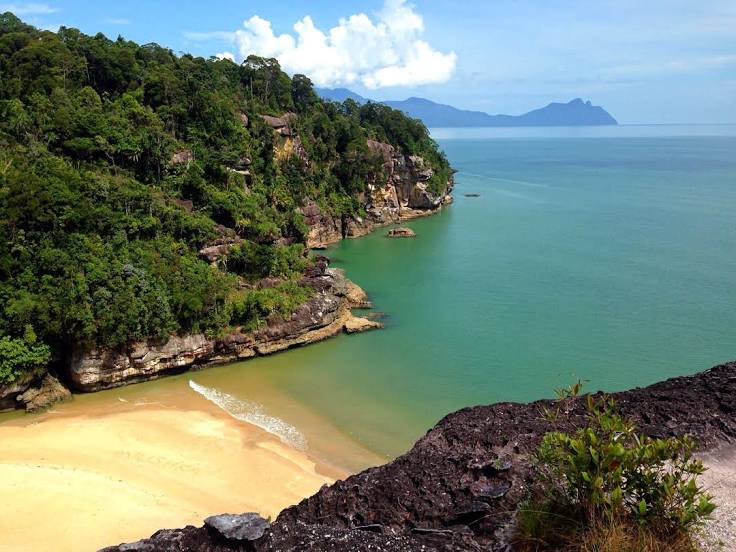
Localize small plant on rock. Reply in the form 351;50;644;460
518;392;716;551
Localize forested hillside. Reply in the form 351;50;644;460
0;13;450;387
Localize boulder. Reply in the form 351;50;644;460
17;374;71;412
171;198;194;212
0;375;34;412
344;316;383;334
386;227;416;238
204;513;269;542
261;113;297;130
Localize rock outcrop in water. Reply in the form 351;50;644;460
386;227;416;238
67;263;380;392
102;361;736;551
300;140;453;249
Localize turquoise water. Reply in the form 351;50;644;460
187;125;736;459
8;126;733;467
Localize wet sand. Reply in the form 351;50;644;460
0;404;348;552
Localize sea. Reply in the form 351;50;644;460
4;124;736;470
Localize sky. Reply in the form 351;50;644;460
3;0;735;124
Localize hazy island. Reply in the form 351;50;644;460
317;88;619;127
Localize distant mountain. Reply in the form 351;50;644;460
316;89;617;127
315;87;369;104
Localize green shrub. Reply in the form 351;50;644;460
228;282;312;331
518;393;716;550
0;325;51;384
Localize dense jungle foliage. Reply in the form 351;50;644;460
0;13;450;384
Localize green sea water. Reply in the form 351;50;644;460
5;126;735;469
187;125;736;460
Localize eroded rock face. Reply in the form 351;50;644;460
0;375;35;412
102;361;736;552
1;373;72;413
198;227;243;265
17;374;71;412
298;201;344;249
68;267;377;392
299;140;453;248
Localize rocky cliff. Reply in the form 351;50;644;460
0;261;379;409
67;262;379;393
102;361;736;551
300;139;453;249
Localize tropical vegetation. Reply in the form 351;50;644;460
0;13;450;384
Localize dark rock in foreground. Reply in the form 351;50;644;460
204;513;269;543
102;361;736;551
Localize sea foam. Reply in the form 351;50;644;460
189;380;308;450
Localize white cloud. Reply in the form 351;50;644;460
199;0;456;89
215;51;235;62
0;2;57;15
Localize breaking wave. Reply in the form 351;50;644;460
189;380;308;450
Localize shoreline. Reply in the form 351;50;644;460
0;398;358;552
100;361;736;551
2;191;453;414
0;203;451;551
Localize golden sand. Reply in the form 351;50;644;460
0;406;340;552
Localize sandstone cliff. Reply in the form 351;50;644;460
67;264;380;393
300;139;453;248
102;361;736;551
1;262;379;408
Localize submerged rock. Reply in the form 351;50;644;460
386;227;416;238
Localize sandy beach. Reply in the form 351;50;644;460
699;444;736;551
0;405;342;552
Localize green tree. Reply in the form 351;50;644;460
0;326;51;384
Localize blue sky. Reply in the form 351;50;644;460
4;0;735;123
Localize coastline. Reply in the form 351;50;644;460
102;360;736;551
2;196;453;413
0;197;452;552
0;387;384;552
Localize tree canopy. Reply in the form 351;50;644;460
0;13;450;384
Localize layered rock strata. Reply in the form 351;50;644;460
68;265;380;392
300;140;453;249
